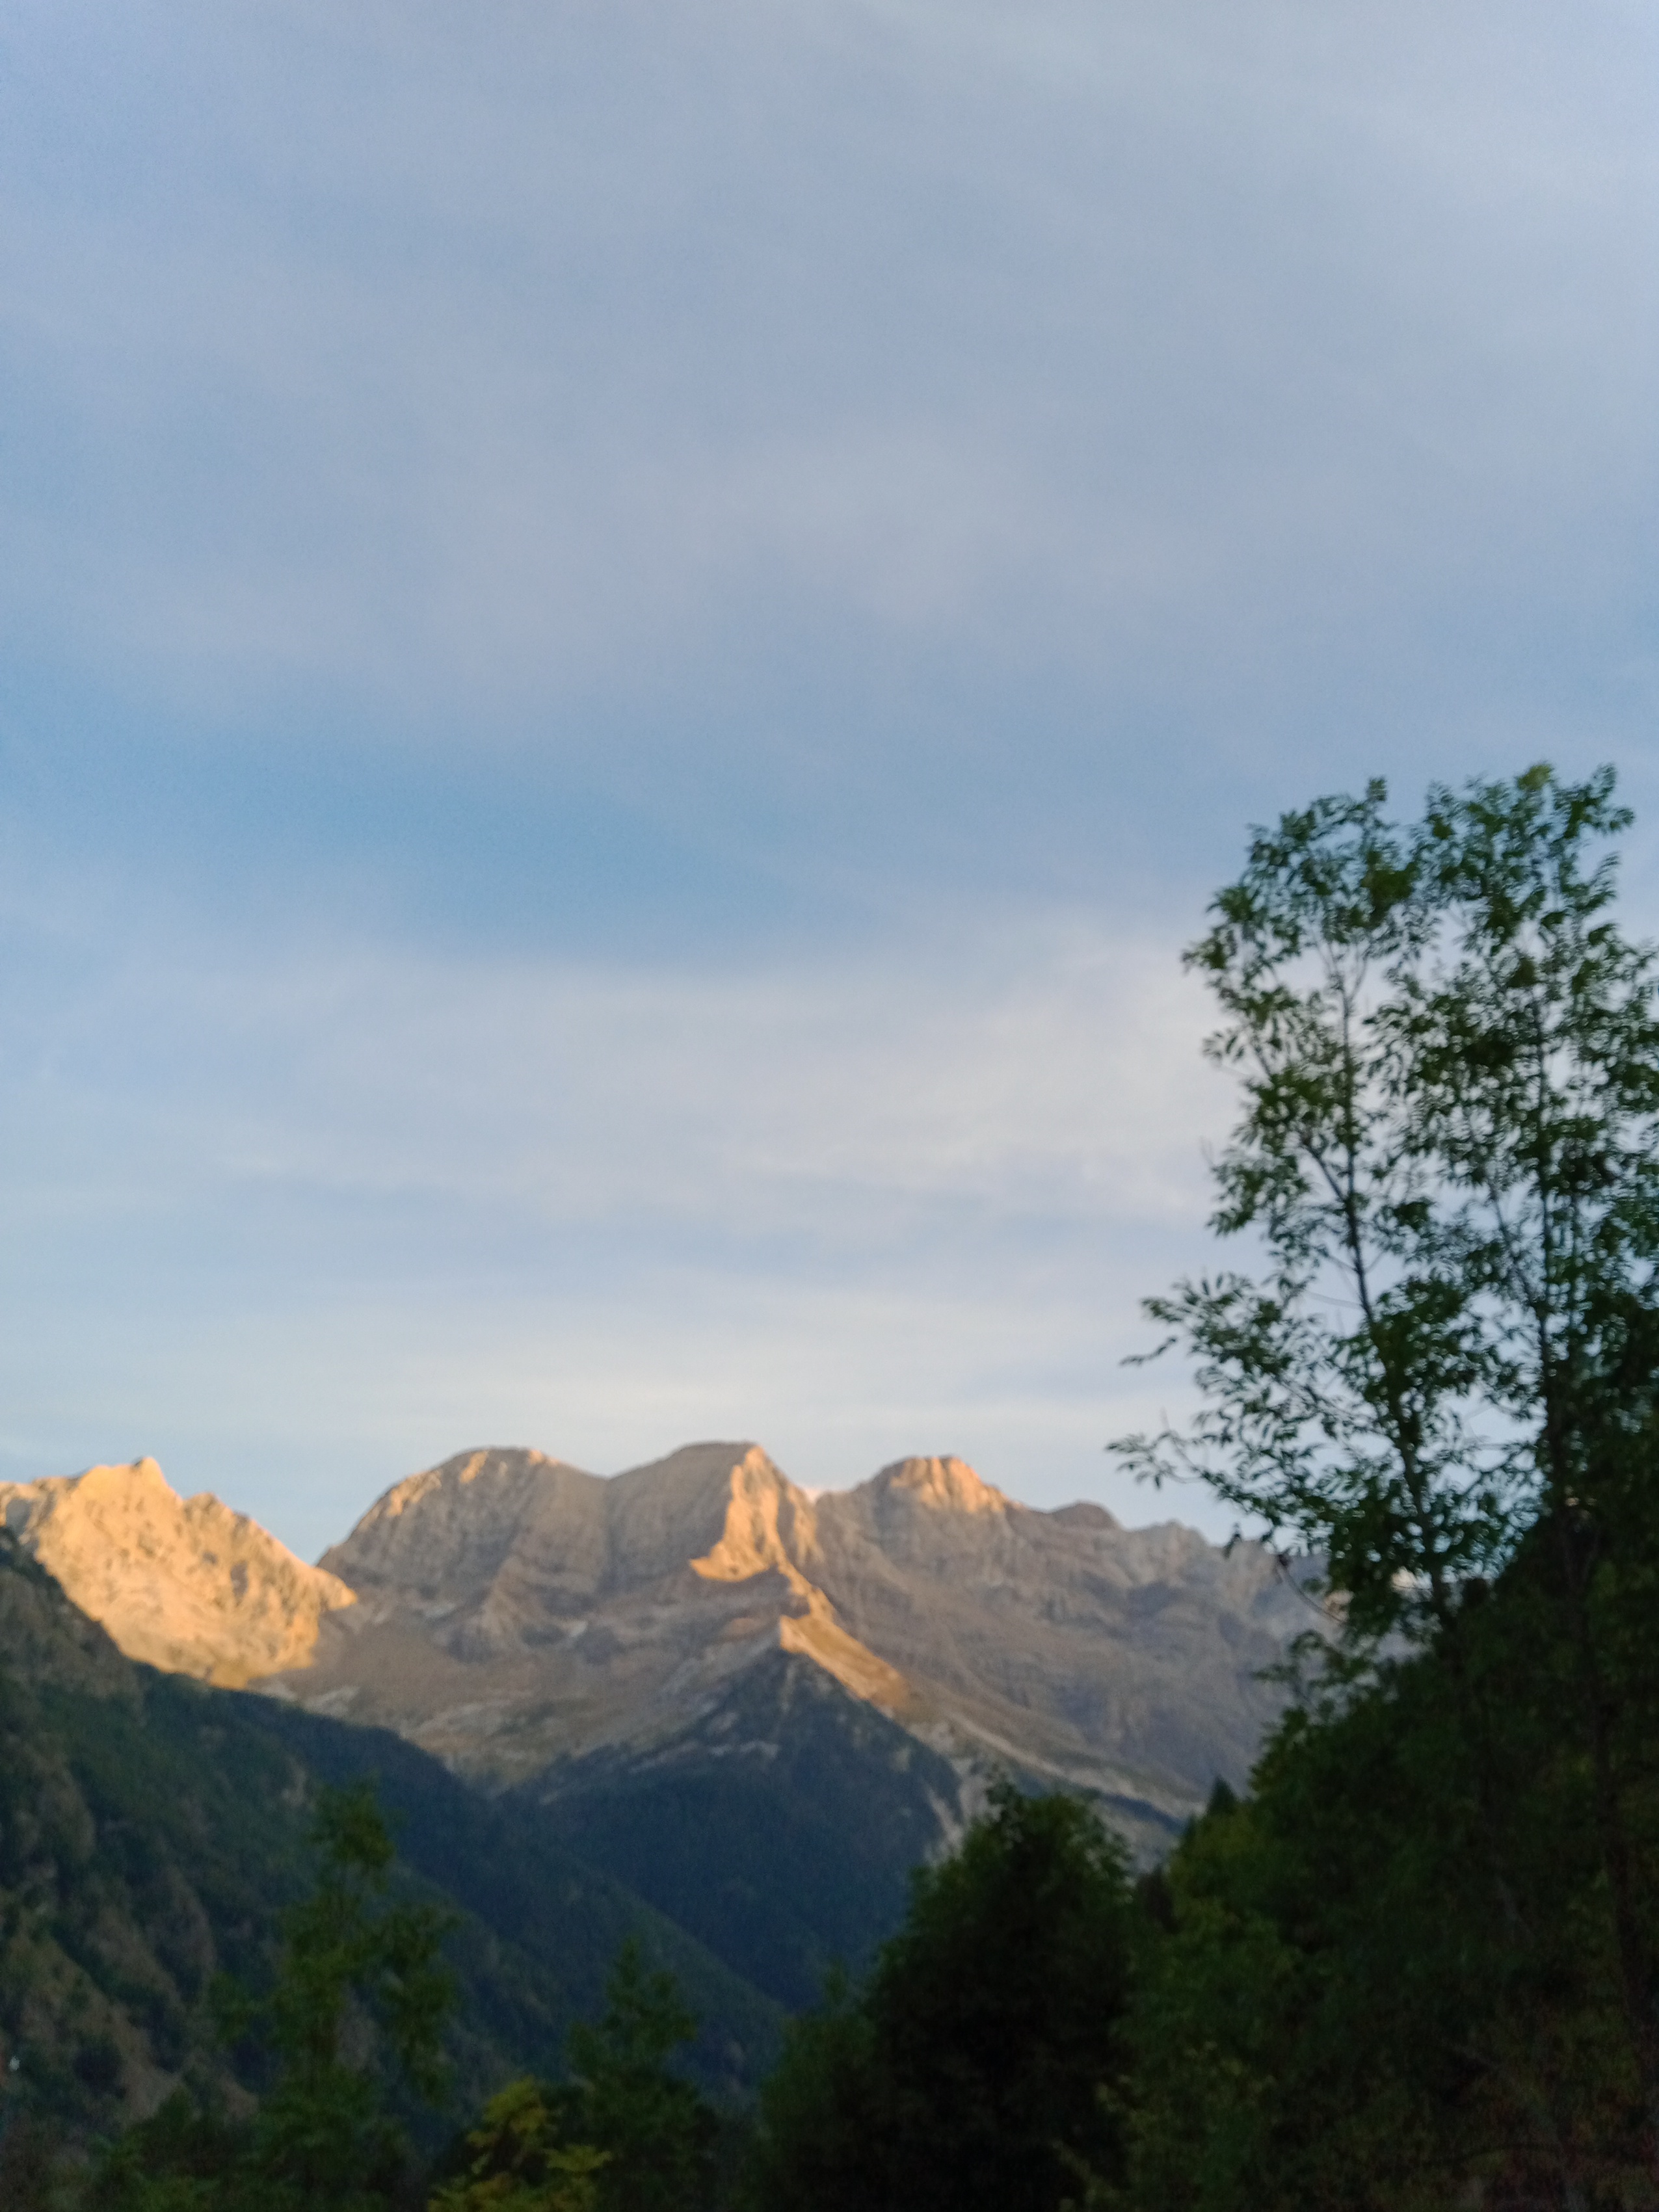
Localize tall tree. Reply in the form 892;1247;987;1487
564;1940;717;2212
85;1782;455;2212
1115;764;1659;2179
432;1942;716;2212
243;1782;457;2207
744;1782;1134;2212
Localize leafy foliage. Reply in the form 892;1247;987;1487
743;1782;1135;2212
431;1941;717;2212
563;1939;717;2212
429;2079;608;2212
1119;1536;1659;2207
1117;765;1659;1635
1115;765;1659;2202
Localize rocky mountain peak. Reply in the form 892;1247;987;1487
258;1441;1314;1831
83;1453;169;1496
689;1445;819;1596
0;1458;354;1688
868;1455;1009;1515
319;1445;602;1598
5;1437;1321;1852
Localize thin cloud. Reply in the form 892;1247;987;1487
1;0;1651;729
0;0;1653;1554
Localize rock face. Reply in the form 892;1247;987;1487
526;1645;973;2010
0;1459;356;1687
3;1439;1321;1993
261;1440;1314;1839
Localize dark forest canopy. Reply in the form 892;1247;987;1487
742;1782;1135;2212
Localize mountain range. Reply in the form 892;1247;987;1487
1;1443;1317;2015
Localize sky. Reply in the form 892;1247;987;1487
1;1;1656;1562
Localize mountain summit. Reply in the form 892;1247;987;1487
258;1439;1311;1837
2;1440;1317;1874
1;1440;1318;2001
0;1458;355;1687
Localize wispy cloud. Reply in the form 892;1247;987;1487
3;0;1652;731
0;0;1653;1554
0;885;1227;1551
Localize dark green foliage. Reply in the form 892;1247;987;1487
564;1940;715;2212
81;2089;246;2209
0;2111;72;2212
1113;765;1659;2204
0;1545;781;2157
246;1700;780;2103
1115;763;1659;1639
85;1862;729;2212
432;1942;717;2212
240;1782;455;2207
83;1783;455;2211
744;1783;1135;2212
429;2077;607;2211
1121;1536;1659;2206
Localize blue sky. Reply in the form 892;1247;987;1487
2;1;1656;1560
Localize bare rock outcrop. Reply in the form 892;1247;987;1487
3;1440;1320;1836
0;1459;355;1687
806;1456;1313;1813
279;1442;901;1774
266;1441;1316;1828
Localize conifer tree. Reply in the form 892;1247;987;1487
85;1782;455;2212
431;1941;715;2212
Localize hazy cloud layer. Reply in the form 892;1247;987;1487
7;3;1653;731
1;1;1654;1553
0;876;1227;1555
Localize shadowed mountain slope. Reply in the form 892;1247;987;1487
0;1532;780;2152
522;1646;970;2010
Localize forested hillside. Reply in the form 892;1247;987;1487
0;1529;780;2168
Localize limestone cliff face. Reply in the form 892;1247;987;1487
283;1442;901;1774
806;1458;1308;1811
267;1442;1316;1827
3;1441;1318;1834
0;1459;355;1687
